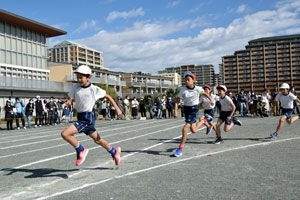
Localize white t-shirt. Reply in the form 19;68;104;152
219;95;233;112
199;94;216;109
275;92;297;109
177;86;202;106
68;83;106;113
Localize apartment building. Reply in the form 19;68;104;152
152;72;181;87
160;64;215;87
222;34;300;94
121;72;175;98
48;40;106;70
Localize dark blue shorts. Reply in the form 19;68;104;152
219;111;233;125
184;105;199;125
281;108;294;119
74;112;96;135
204;109;214;117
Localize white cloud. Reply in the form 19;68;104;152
167;0;181;8
74;0;300;74
106;8;145;22
73;20;99;33
236;4;247;13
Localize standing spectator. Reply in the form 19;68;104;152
43;99;48;125
147;96;154;119
124;96;131;120
166;96;175;119
261;89;272;114
155;96;162;119
214;85;242;144
270;83;300;138
131;97;139;119
116;96;124;120
4;100;14;130
14;97;26;129
110;104;116;120
35;96;44;127
161;95;167;118
45;96;57;125
62;105;71;125
271;86;280;116
56;99;64;124
139;96;147;119
93;99;101;121
237;88;247;117
25;98;35;128
101;98;109;120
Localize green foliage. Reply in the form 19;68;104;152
95;83;118;100
165;87;180;99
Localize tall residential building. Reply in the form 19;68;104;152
160;64;215;87
222;34;300;94
48;40;106;70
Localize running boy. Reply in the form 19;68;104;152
173;71;206;157
270;83;300;138
61;65;122;166
214;85;242;144
199;84;216;135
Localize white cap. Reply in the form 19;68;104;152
36;95;40;99
280;83;290;89
74;65;92;75
216;85;227;92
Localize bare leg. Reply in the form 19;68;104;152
89;131;111;151
61;124;79;147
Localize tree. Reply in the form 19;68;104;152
95;83;118;100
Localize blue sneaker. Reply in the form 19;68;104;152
270;132;278;138
173;148;182;157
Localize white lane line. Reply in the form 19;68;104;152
35;136;300;200
0;120;180;151
0;119;166;141
1;123;184;169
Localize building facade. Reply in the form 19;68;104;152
121;72;175;98
0;9;72;118
222;34;300;94
48;40;106;70
160;64;215;87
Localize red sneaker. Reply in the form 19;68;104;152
75;147;89;166
113;147;121;165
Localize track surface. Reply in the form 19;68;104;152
0;116;299;200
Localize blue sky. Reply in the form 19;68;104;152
2;0;300;73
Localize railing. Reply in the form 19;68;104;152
0;77;73;93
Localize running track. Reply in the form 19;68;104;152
0;116;299;200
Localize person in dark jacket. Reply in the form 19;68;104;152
139;96;147;119
35;96;44;127
4;100;14;130
25;98;35;128
166;96;175;119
